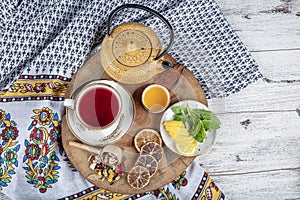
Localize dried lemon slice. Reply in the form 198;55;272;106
140;142;163;162
135;155;158;177
134;129;162;152
127;165;150;189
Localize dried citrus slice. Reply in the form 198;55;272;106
134;129;162;152
140;142;163;162
135;155;158;176
127;165;150;189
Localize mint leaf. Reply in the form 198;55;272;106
193;120;206;143
171;106;182;115
208;114;221;131
202;119;211;131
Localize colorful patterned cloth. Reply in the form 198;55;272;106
0;0;262;199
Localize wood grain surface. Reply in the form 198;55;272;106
61;52;208;194
199;0;300;199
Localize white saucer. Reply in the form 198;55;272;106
66;80;134;146
159;100;216;156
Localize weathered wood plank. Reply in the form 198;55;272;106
201;2;300;198
252;50;300;80
232;14;300;52
216;0;300;16
208;80;300;113
198;111;300;171
211;170;300;200
196;111;300;198
216;0;300;51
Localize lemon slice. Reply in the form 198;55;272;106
135;155;158;177
175;142;197;156
140;142;163;162
134;129;162;152
163;120;186;139
127;166;150;189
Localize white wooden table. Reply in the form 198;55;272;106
199;0;300;199
0;0;299;199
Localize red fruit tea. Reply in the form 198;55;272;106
78;87;120;128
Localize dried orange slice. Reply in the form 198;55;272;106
135;155;158;176
127;166;150;189
140;142;163;162
134;129;162;152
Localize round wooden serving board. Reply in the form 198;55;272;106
61;49;208;194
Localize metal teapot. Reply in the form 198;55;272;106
100;4;174;84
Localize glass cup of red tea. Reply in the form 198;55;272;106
64;83;122;139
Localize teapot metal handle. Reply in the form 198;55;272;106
107;4;174;60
